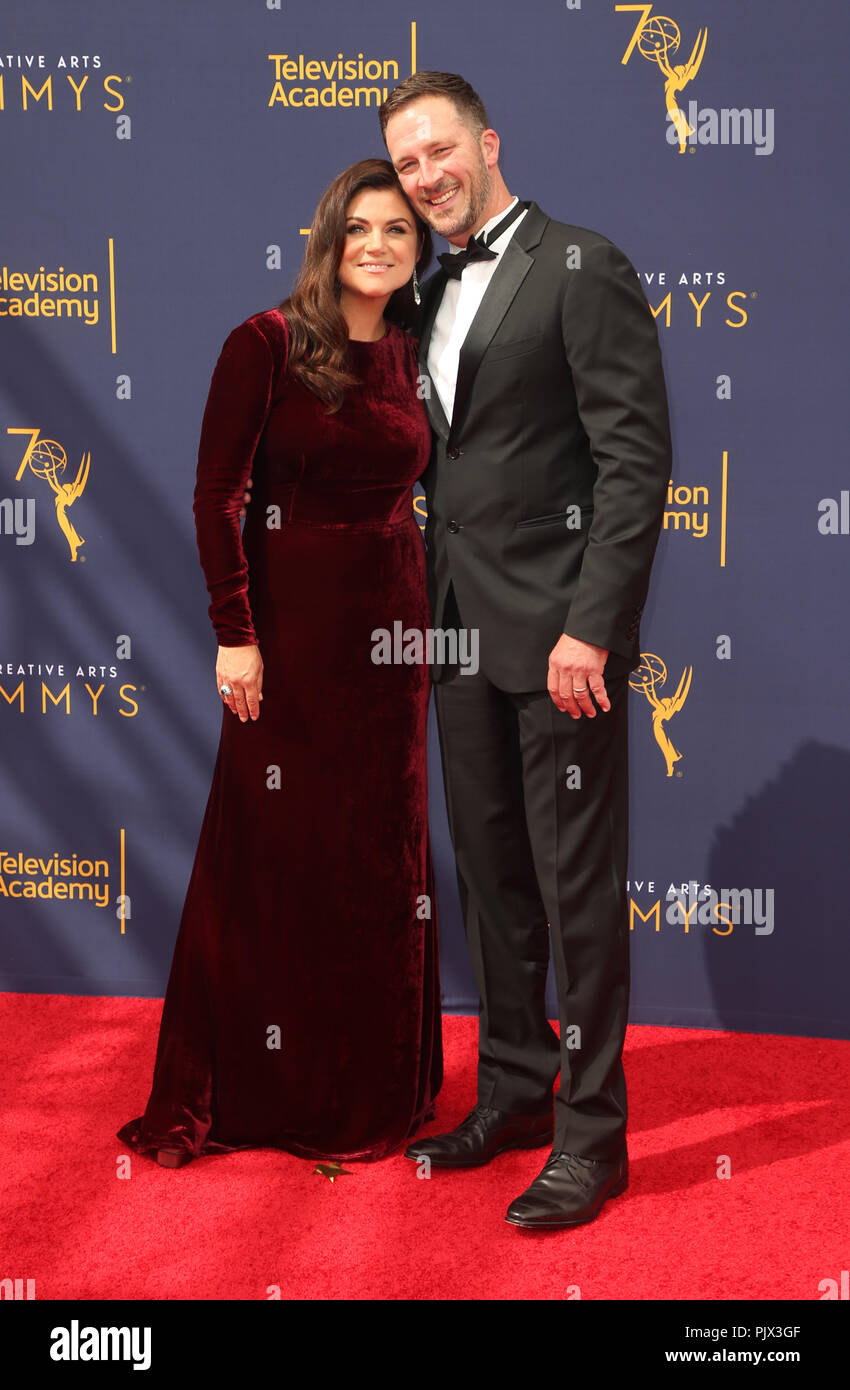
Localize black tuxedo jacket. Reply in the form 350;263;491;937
415;199;672;689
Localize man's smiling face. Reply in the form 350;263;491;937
384;94;496;244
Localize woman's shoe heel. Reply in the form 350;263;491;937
156;1148;193;1168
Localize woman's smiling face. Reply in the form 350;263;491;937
336;187;420;305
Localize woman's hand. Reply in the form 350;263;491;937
216;643;263;721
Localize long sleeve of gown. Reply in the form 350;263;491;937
192;318;277;646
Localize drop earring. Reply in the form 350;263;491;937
412;265;421;306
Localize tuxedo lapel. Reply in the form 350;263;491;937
416;271;451;440
416;200;549;449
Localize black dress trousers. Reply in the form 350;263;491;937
433;588;630;1162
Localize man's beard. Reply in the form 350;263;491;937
423;158;493;241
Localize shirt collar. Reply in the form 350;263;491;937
446;196;521;255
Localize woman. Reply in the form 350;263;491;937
117;159;442;1166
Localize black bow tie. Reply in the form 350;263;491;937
436;199;529;280
437;234;496;279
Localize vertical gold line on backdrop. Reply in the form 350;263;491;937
108;237;117;354
720;449;729;567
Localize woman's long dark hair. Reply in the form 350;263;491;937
276;159;432;413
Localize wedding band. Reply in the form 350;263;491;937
572;686;588;693
220;684;232;696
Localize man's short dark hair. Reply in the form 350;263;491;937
379;72;489;142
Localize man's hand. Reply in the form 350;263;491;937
216;642;263;721
547;633;610;718
238;473;253;518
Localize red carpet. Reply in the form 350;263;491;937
2;993;847;1300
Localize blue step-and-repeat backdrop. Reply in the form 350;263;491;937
1;1;848;1037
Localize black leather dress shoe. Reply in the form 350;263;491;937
505;1149;628;1228
404;1103;554;1167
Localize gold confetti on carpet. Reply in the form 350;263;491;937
312;1161;354;1183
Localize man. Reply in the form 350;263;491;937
379;72;672;1229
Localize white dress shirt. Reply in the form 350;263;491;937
427;196;528;424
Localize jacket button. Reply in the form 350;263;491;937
446;447;461;459
447;520;460;533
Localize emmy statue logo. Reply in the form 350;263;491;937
619;9;708;154
12;434;91;561
629;653;692;777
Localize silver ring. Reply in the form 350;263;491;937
572;686;588;693
220;684;232;696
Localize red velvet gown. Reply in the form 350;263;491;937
117;308;442;1162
